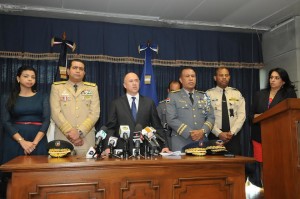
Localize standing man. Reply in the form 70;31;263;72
50;59;100;155
206;66;246;155
157;80;181;150
104;72;170;155
166;67;215;151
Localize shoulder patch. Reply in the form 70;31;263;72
83;82;96;87
53;81;67;85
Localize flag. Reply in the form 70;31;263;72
138;42;159;105
51;32;76;81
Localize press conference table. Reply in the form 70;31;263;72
0;155;254;199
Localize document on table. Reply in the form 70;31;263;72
160;151;185;156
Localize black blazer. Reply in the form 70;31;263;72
251;88;297;143
105;94;168;151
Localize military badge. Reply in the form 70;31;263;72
81;90;93;100
60;91;70;102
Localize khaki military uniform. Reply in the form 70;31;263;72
206;86;245;136
50;80;100;155
206;86;245;154
166;89;214;151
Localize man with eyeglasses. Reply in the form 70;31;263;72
50;59;100;155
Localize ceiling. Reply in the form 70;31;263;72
1;0;300;32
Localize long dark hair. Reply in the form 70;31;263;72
267;67;296;92
6;65;37;114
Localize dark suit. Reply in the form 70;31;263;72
105;94;168;153
251;87;297;143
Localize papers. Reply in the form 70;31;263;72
160;151;185;156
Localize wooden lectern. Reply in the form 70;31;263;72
253;98;300;199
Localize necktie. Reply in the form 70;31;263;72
74;84;78;93
189;93;194;105
222;89;230;131
131;97;137;121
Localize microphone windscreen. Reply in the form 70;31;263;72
135;123;143;132
100;125;108;131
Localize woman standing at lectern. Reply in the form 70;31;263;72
249;67;297;188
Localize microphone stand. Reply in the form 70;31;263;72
108;144;121;159
123;139;129;159
129;140;144;159
92;143;102;159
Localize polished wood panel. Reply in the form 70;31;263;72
253;98;300;199
0;155;253;199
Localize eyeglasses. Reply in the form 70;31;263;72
270;76;281;80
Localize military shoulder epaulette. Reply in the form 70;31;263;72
170;89;180;93
206;88;215;91
159;100;165;104
83;82;96;87
53;81;67;85
196;90;206;94
159;98;170;103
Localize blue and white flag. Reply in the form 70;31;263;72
138;42;159;105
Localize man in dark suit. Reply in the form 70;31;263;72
103;72;170;156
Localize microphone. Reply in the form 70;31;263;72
95;126;107;147
131;124;143;157
150;127;166;144
93;126;108;158
108;136;118;147
87;126;107;158
119;125;130;140
141;128;158;149
142;126;161;148
108;136;119;159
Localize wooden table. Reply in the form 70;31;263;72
0;155;254;199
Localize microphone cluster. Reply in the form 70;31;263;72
86;124;165;159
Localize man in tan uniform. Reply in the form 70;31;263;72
50;59;100;155
206;67;245;155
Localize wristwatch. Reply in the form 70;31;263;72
201;129;208;137
17;137;24;143
78;130;84;138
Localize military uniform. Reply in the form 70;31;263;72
157;98;172;148
50;80;100;155
206;86;245;154
166;88;214;151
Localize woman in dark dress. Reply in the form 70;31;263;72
250;67;297;188
1;65;50;163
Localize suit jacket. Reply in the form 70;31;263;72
251;87;297;143
105;94;168;152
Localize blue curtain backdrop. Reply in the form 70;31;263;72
0;14;261;161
